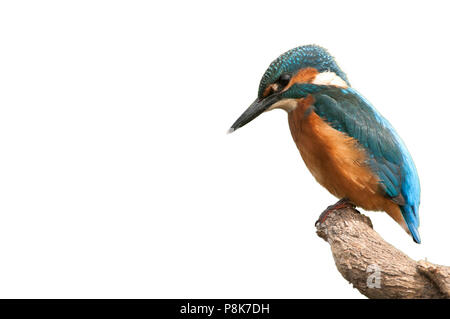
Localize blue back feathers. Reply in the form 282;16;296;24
296;86;421;243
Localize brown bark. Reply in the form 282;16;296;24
315;207;450;299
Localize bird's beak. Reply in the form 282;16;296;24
228;94;281;133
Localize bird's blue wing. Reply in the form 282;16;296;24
311;87;421;243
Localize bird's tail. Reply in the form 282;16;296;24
400;204;421;244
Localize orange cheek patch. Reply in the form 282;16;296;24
298;94;315;109
262;67;319;98
262;84;278;98
286;67;319;90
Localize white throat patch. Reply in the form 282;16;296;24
312;72;348;88
266;98;298;112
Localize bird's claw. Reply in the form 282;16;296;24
315;198;355;226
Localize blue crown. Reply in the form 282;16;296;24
258;45;350;98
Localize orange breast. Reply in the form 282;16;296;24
288;96;407;230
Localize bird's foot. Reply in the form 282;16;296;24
315;198;355;226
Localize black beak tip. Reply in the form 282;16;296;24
228;95;278;135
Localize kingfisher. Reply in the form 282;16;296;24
229;45;421;243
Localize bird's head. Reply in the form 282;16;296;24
229;45;350;133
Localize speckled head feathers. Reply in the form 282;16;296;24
258;45;350;98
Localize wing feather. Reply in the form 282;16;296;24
311;87;421;242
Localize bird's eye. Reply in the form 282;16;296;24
278;73;291;87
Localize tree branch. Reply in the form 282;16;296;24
315;207;450;299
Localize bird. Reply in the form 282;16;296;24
228;45;421;243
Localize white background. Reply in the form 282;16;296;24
0;1;448;298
